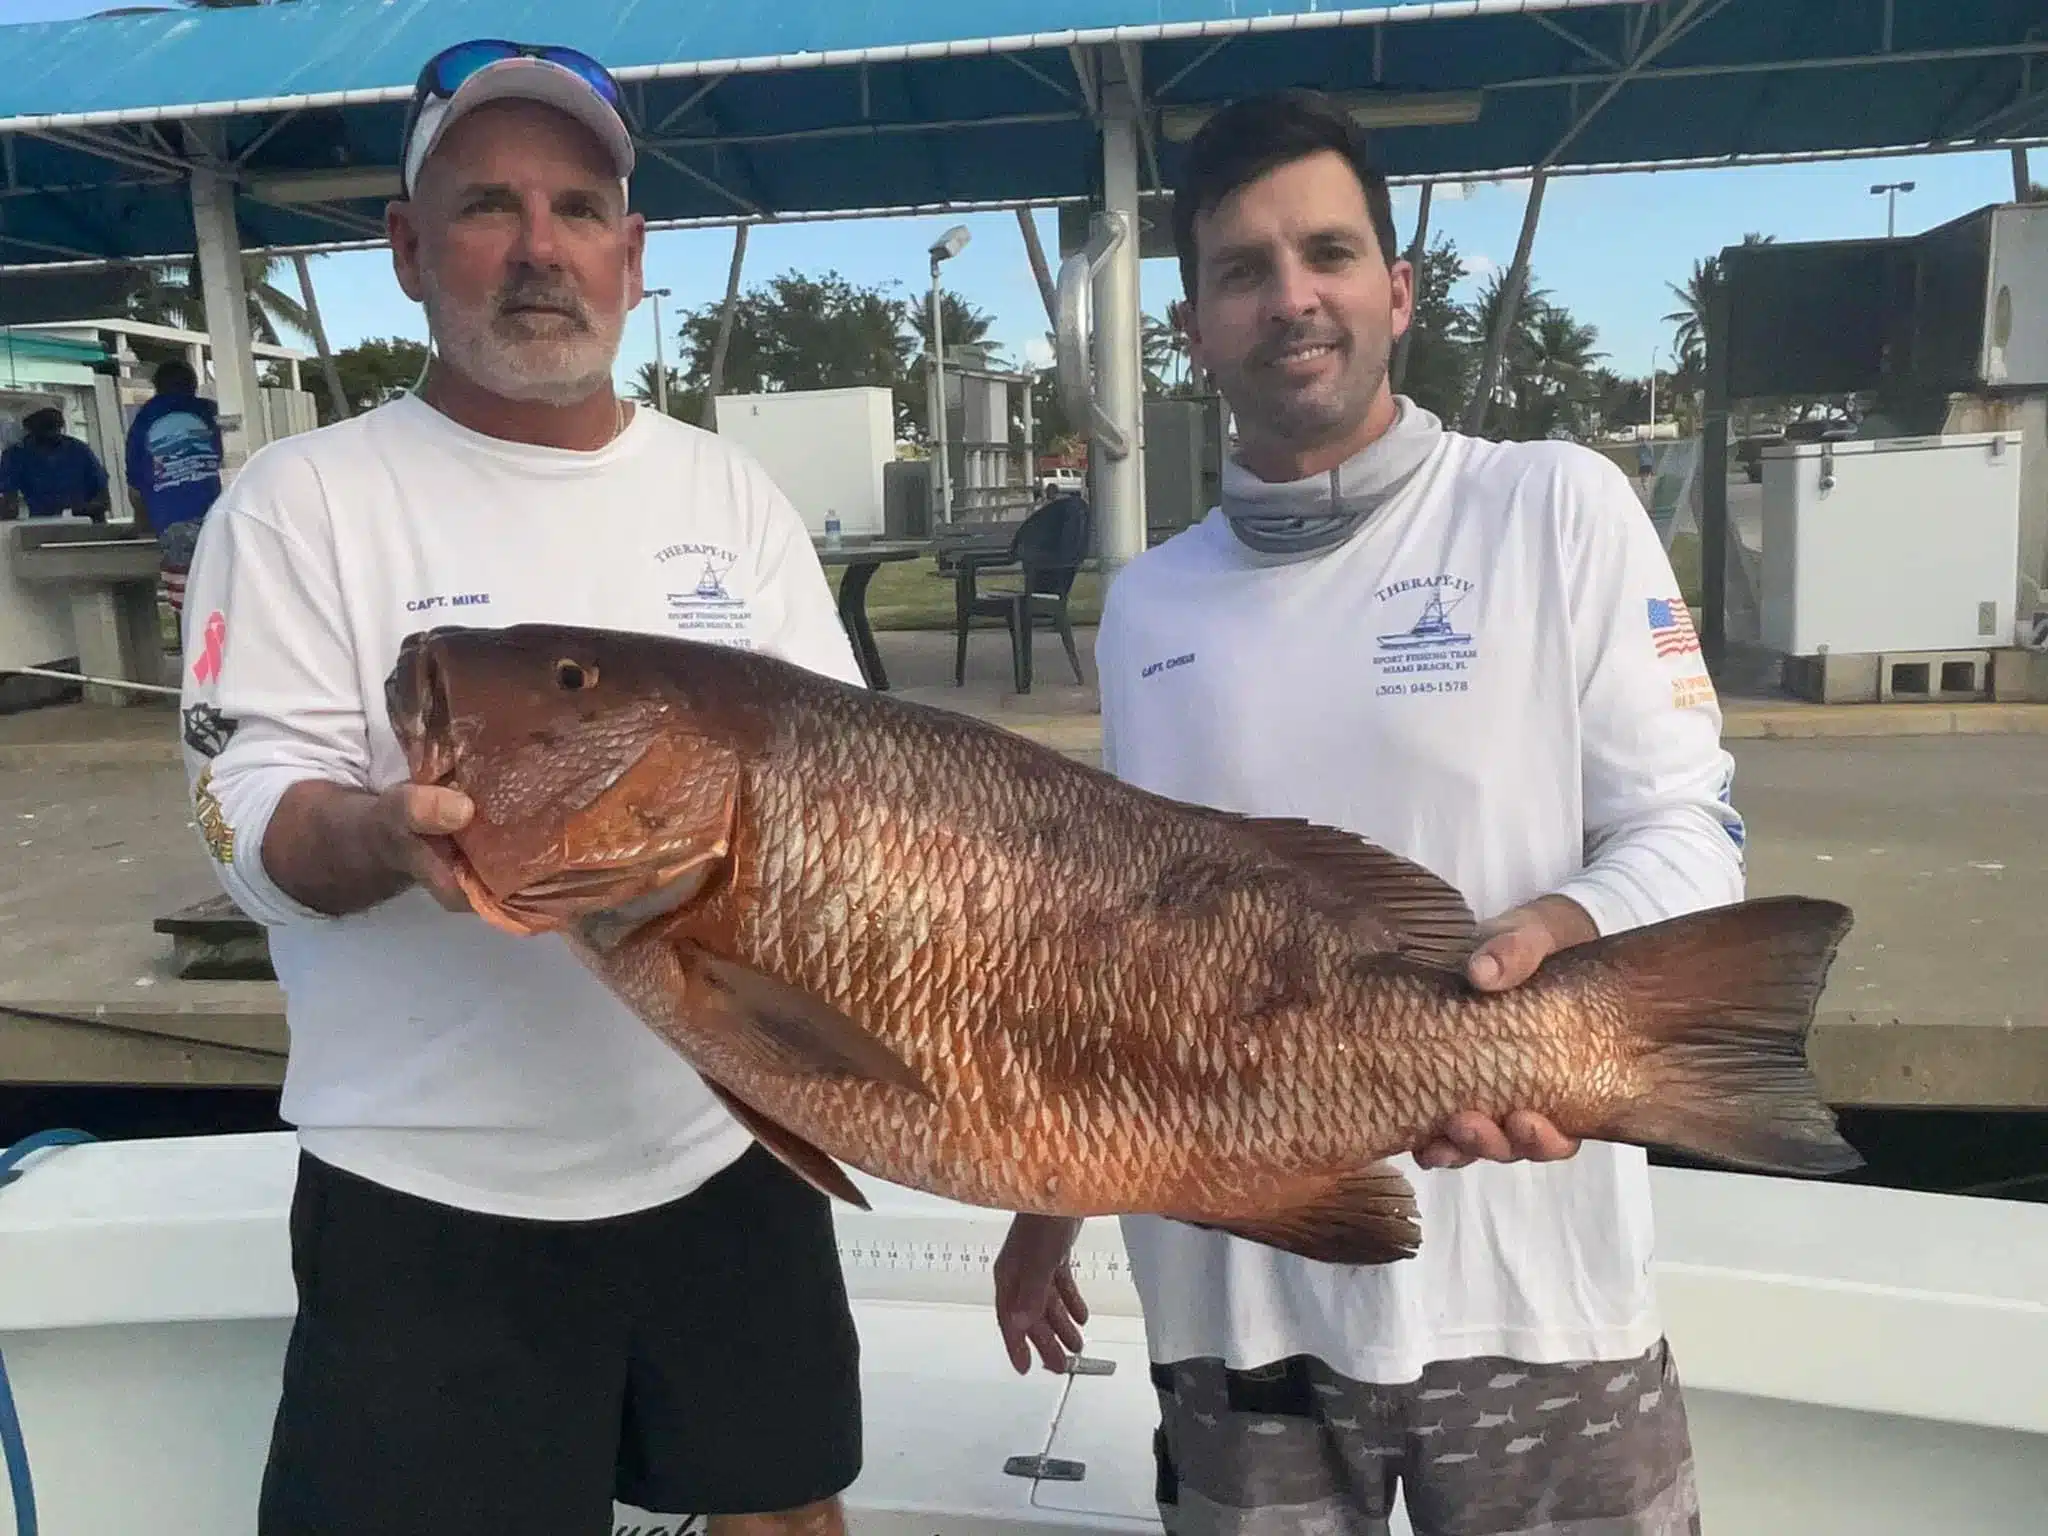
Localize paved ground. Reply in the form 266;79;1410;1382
1;691;2043;1109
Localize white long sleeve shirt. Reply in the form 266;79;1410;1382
176;393;865;1220
1101;426;1745;1383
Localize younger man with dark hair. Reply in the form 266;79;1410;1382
995;88;1742;1536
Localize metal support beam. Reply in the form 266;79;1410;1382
701;223;749;430
1529;12;1621;72
1002;53;1079;104
1461;172;1547;436
1699;264;1733;665
1016;207;1058;329
1094;47;1146;580
2017;147;2036;199
637;143;766;219
188;157;266;474
1390;182;1433;392
1117;42;1164;193
653;75;728;136
1539;0;1719;170
293;254;348;423
1154;38;1233;102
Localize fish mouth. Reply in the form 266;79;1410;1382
386;631;464;790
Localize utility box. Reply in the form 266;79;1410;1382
712;386;896;539
1759;432;2023;656
1891;202;2048;393
1143;395;1225;538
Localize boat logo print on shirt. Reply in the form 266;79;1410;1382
1371;574;1478;699
654;539;753;646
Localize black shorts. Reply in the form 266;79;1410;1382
258;1144;863;1536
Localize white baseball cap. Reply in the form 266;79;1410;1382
401;45;635;198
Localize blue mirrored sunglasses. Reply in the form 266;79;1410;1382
409;38;622;117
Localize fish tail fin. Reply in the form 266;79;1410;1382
1580;895;1863;1177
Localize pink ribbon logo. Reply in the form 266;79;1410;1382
192;610;227;685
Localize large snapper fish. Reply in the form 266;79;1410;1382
384;622;1859;1264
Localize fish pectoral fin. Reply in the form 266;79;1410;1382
1188;1162;1421;1266
701;1076;871;1211
680;943;936;1101
1227;813;1478;969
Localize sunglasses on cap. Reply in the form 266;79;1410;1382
410;38;622;110
401;38;624;160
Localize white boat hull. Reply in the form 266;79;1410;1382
2;1134;2043;1535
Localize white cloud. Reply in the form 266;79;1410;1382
1022;336;1055;368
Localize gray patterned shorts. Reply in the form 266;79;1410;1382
1150;1337;1700;1536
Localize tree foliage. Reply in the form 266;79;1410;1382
313;337;429;425
672;270;1005;439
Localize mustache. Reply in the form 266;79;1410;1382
493;273;593;332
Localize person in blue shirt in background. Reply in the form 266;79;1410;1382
125;359;225;619
0;407;110;522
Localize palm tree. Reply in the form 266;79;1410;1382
1462;269;1549;432
1520;307;1605;439
121;254;313;347
907;291;997;366
1141;312;1192;393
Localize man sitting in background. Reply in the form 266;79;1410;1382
0;407;109;521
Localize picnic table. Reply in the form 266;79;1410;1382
813;537;927;691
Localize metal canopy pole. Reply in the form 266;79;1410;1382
1461;171;1547;436
1094;47;1147;580
700;223;749;429
188;148;266;476
1700;261;1733;665
2016;147;2036;199
1016;207;1059;329
292;253;349;422
1389;181;1434;392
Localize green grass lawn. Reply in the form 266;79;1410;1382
845;559;1107;633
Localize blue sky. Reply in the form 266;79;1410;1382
9;0;2036;392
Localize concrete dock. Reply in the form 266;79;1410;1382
3;626;2045;1115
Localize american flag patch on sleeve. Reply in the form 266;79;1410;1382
1646;597;1701;659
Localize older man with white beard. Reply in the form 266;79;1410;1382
176;39;868;1536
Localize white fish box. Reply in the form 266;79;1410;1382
1759;432;2023;657
713;386;898;542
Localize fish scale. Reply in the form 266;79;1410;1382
386;623;1865;1265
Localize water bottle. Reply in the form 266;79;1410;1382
824;510;842;550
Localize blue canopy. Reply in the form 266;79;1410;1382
1;0;2044;265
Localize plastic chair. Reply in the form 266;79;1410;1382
952;493;1092;693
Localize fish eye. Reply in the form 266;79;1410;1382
554;658;596;692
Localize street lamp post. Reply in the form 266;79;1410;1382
646;286;673;417
1870;180;1916;238
926;224;971;527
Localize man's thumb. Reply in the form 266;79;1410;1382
408;784;474;834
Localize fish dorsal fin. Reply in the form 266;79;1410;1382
1215;812;1478;970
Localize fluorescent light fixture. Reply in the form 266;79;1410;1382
1160;91;1484;144
244;168;403;204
